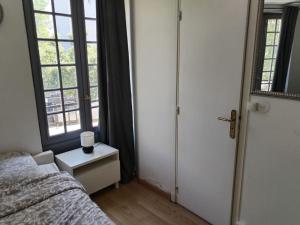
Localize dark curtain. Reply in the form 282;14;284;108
272;6;299;92
96;0;135;183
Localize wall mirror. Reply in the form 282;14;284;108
252;0;300;99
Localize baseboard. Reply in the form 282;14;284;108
137;177;171;200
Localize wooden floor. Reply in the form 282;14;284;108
91;181;209;225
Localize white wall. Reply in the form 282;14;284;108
132;0;177;193
0;0;42;154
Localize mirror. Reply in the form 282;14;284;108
252;0;300;99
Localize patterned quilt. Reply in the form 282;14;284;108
0;152;115;225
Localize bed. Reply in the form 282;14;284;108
0;152;115;225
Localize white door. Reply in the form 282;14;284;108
177;1;249;225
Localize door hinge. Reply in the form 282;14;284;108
178;10;182;21
175;186;179;194
176;106;180;115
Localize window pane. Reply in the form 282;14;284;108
88;65;98;86
56;16;73;40
35;13;55;39
91;101;99;107
42;67;60;90
33;0;52;12
264;46;273;59
45;91;62;114
64;89;79;111
87;43;97;64
92;107;99;127
267;19;276;32
262;72;270;81
53;0;71;14
263;59;272;71
84;0;96;18
85;20;97;41
48;113;64;136
276;20;282;31
266;33;275;45
61;66;77;88
261;83;269;91
90;87;98;102
273;46;279;58
66;110;81;132
275;33;280;44
38;41;58;65
58;42;75;64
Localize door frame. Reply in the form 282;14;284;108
231;0;263;224
171;1;262;225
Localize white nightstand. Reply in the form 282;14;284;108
55;143;120;194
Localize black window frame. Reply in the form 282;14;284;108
23;0;100;154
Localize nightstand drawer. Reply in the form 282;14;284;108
74;160;120;194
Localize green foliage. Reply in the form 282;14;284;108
39;41;57;65
62;66;77;88
87;44;97;64
42;67;60;90
88;66;97;86
33;0;50;11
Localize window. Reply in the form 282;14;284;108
259;14;282;91
23;0;99;153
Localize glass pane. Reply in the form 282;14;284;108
263;59;272;71
85;20;97;41
262;72;270;81
63;89;79;110
275;33;280;44
261;83;269;91
91;101;99;107
266;33;275;45
56;16;73;40
66;111;81;132
35;13;55;39
267;19;276;32
92;107;99;127
272;61;276;71
42;67;60;90
61;66;77;88
38;41;57;65
33;0;52;12
264;46;273;59
47;113;64;136
90;87;98;101
87;43;97;64
58;42;75;64
84;0;96;18
54;0;71;14
276;19;282;31
270;71;275;80
44;91;62;114
88;65;98;86
273;46;279;59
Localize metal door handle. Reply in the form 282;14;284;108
217;117;233;122
217;110;237;139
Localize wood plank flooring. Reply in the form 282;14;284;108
91;181;209;225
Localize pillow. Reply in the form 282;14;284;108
0;152;38;188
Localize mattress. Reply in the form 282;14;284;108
0;152;115;225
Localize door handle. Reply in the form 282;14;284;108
217;110;237;139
